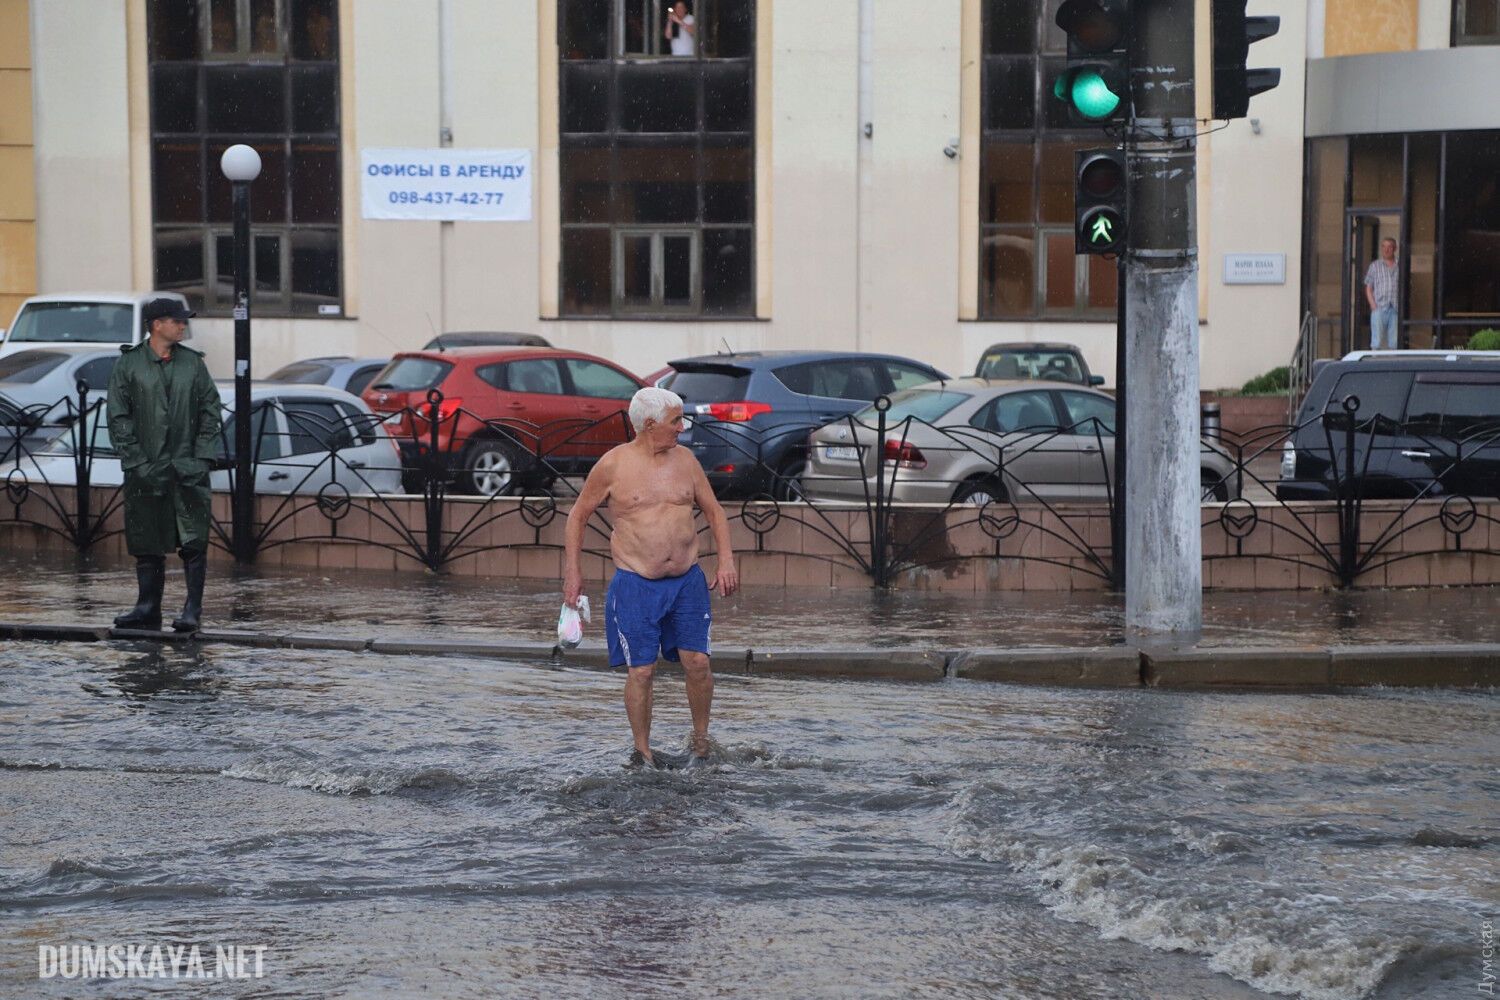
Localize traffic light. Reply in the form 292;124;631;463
1075;149;1126;255
1052;0;1132;125
1211;0;1281;120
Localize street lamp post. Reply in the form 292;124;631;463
220;144;261;564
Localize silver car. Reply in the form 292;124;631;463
2;383;404;496
0;346;122;420
801;378;1237;505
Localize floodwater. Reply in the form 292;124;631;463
7;549;1500;649
1;639;1495;999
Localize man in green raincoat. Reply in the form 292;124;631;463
106;298;222;632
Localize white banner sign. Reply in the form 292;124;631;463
1223;253;1286;285
361;148;532;221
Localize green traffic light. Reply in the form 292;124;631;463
1070;70;1121;120
1090;215;1115;245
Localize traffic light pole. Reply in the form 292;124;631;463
1111;257;1126;591
1123;0;1201;634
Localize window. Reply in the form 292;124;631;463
371;358;452;392
507;359;566;395
775;361;885;401
565;359;639;399
148;0;342;317
1455;0;1500;44
6;303;136;345
559;0;755;318
283;400;352;454
1058;391;1115;434
979;0;1117;319
978;390;1060;433
0;352;69;383
884;361;942;391
76;358;119;392
345;366;383;396
1328;371;1411;432
857;389;972;423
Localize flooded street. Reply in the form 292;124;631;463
1;636;1494;998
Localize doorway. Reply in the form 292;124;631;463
1346;211;1402;353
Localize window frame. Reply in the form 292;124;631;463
147;0;343;319
1454;0;1500;45
558;0;756;320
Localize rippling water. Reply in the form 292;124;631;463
1;640;1494;998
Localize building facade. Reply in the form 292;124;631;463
1;0;1494;390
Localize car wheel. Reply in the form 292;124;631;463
773;454;808;502
954;476;1007;506
465;438;524;497
1201;471;1230;503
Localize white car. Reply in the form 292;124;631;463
0;292;193;359
2;383;404;496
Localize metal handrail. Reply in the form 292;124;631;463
1286;312;1318;423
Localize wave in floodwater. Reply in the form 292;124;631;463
0;641;1494;999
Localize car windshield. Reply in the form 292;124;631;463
7;303;138;345
0;351;69;383
855;389;971;424
978;350;1083;382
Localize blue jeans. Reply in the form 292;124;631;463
1370;306;1398;350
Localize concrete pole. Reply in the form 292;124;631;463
1125;0;1201;634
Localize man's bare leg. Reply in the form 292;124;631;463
681;650;713;756
625;663;655;760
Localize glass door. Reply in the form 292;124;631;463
1347;211;1402;353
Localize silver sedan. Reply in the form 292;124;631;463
2;383;404;496
800;378;1237;505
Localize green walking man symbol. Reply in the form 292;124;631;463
1090;214;1115;245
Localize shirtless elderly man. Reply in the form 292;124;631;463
563;386;738;768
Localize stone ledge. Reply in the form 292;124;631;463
1143;647;1333;688
747;649;945;681
953;647;1142;687
367;638;560;660
16;623;109;642
1329;644;1500;687
194;629;286;648
280;634;373;652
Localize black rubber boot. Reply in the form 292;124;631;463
114;556;166;632
171;548;207;633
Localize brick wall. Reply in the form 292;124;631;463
5;487;1500;592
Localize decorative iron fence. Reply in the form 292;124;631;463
4;383;1500;589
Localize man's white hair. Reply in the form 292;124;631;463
629;386;684;431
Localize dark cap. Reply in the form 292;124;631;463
142;298;195;325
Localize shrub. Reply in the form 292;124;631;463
1466;328;1500;351
1240;365;1290;396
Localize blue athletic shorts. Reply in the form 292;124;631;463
605;565;712;669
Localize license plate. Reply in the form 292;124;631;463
824;446;859;461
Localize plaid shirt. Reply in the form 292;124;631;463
1364;259;1399;310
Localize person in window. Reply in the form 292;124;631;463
106;299;221;634
664;1;696;56
1364;237;1400;351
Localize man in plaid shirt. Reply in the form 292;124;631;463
1363;237;1400;350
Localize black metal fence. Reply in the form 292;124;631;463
3;383;1499;589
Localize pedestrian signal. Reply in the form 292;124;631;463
1075;149;1127;255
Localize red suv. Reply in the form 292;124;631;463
363;347;645;495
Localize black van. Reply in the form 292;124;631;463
1276;354;1500;500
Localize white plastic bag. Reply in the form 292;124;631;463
557;595;591;648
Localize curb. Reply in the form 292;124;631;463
1142;646;1333;689
1329;643;1500;687
748;648;946;682
1;623;1497;689
951;647;1141;687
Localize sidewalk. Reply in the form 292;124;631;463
1;549;1497;688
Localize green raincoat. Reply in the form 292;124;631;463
105;341;221;556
